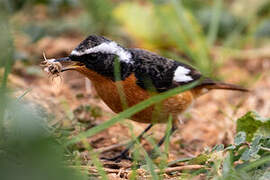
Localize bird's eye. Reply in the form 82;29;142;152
91;53;98;58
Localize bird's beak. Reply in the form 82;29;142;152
41;53;85;75
53;57;83;72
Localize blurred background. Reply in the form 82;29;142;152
0;0;270;179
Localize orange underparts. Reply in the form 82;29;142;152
72;66;199;124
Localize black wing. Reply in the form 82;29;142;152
130;48;202;92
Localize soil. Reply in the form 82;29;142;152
9;37;270;179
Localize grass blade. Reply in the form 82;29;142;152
17;88;32;101
144;151;160;180
170;0;212;76
0;11;14;142
207;0;223;47
114;57;128;110
82;140;109;179
237;155;270;172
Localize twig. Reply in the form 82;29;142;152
260;146;270;152
167;157;193;167
94;140;129;153
158;165;204;173
101;160;132;169
94;132;153;154
178;148;196;158
78;164;204;175
80;166;129;175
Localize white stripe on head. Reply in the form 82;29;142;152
173;66;193;82
71;41;133;64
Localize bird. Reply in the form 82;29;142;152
42;35;248;161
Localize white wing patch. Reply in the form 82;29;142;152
71;42;133;64
173;66;193;82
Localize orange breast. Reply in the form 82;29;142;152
75;66;195;124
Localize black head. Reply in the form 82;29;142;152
72;35;111;53
67;35;134;80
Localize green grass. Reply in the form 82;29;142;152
1;0;270;179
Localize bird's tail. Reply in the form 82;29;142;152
198;78;249;92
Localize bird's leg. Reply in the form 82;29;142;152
149;124;177;159
103;124;153;161
157;125;176;147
